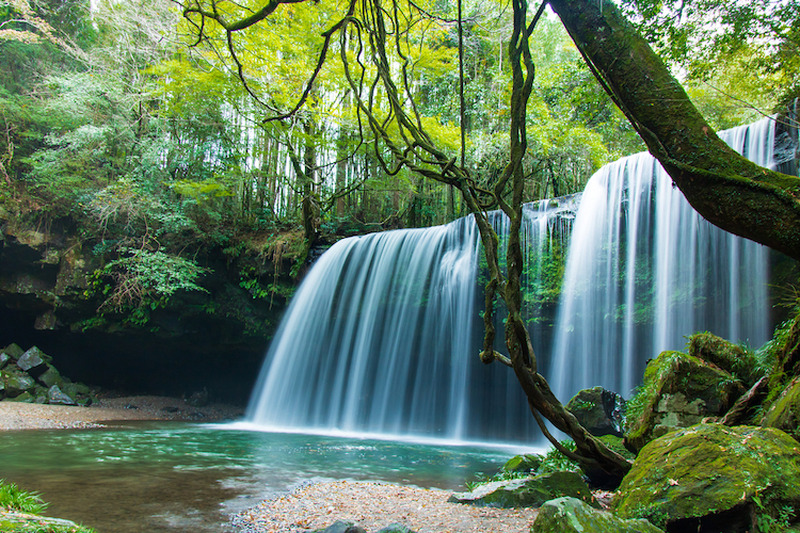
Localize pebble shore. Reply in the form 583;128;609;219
232;480;539;533
0;394;244;430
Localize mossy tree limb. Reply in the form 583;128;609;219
547;0;800;262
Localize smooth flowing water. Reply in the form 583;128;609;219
246;117;788;444
0;422;518;532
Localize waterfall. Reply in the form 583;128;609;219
244;117;785;444
550;118;777;400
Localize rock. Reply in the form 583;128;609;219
503;454;542;473
687;332;757;383
36;364;63;388
0;510;85;531
761;376;800;441
613;424;800;531
2;369;36;397
1;343;24;359
533;497;664;533
449;471;596;508
567;386;626;437
48;384;77;405
624;351;746;452
0;352;9;370
187;388;209;407
7;391;34;403
375;524;415;533
16;346;50;375
315;520;367;533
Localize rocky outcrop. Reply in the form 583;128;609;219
448;471;596;508
624;351;746;452
0;343;93;405
533;497;664;533
613;424;800;532
0;215;299;402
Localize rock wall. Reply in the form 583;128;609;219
0;215;299;403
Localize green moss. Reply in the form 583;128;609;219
614;424;800;529
624;351;745;451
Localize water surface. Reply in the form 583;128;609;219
0;421;520;532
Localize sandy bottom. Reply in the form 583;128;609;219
0;394;244;430
232;480;539;533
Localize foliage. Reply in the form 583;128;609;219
0;479;47;514
89;247;209;326
0;479;96;533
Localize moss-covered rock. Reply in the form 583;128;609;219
2;369;36;397
761;376;800;441
449;471;596;508
566;386;626;437
503;454;542;473
688;332;758;385
613;424;800;531
624;351;745;452
533;497;664;533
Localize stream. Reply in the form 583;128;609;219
0;421;523;532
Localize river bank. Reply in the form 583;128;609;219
0;394;245;430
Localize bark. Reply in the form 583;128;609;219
547;0;800;261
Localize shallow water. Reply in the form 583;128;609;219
0;421;523;532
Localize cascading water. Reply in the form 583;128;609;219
549;118;779;400
245;116;789;444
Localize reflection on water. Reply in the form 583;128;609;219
0;421;520;532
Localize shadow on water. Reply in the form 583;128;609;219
0;421;520;533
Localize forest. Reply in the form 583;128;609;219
1;0;800;531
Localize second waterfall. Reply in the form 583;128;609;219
244;117;784;444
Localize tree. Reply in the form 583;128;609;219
180;0;799;484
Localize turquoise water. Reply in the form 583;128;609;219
0;421;521;532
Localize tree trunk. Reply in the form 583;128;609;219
547;0;800;261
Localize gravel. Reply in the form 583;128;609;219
232;480;539;533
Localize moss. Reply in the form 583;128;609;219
687;332;759;385
624;351;745;452
534;497;664;533
613;424;800;529
761;376;800;441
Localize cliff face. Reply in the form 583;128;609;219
0;214;298;403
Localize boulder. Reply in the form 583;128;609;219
2;369;36;397
449;471;596;508
761;376;800;441
687;332;757;384
567;386;626;437
48;384;77;406
1;343;24;359
624;351;745;452
533;497;664;533
613;424;800;531
36;364;63;388
502;454;542;473
16;346;50;375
